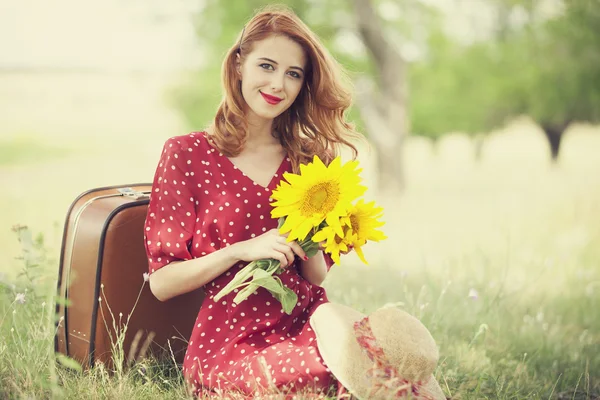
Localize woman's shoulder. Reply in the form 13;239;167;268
160;131;210;154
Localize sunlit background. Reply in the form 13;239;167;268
1;0;599;398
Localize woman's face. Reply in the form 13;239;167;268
237;35;307;123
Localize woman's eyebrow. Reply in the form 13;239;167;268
258;57;305;73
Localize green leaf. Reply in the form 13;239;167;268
214;261;259;302
302;241;321;258
277;217;286;230
264;260;281;274
248;269;288;295
232;268;298;315
233;283;259;304
271;284;298;315
232;268;286;304
256;259;272;269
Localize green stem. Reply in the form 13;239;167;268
213;261;259;302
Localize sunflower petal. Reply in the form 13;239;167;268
326;214;345;237
311;229;328;243
354;245;368;265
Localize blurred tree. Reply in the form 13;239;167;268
409;0;600;162
350;0;409;190
409;32;514;160
509;0;600;161
407;0;519;161
350;0;423;190
170;0;438;191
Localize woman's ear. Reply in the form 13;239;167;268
235;53;242;77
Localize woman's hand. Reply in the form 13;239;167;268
231;229;307;268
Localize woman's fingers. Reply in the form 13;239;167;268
276;235;307;261
274;244;295;266
288;241;307;260
271;250;288;267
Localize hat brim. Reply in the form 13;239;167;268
309;303;446;400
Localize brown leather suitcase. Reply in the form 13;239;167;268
55;183;205;369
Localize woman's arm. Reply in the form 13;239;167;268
149;245;241;302
150;229;307;301
298;251;328;286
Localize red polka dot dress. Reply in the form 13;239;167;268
143;132;338;398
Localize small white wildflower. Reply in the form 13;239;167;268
119;312;123;318
143;272;150;282
98;297;102;302
468;288;479;300
41;302;46;308
15;293;26;304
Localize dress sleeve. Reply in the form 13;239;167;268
323;252;335;272
144;137;197;274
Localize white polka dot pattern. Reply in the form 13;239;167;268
143;132;337;397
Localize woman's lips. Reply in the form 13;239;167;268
260;91;283;105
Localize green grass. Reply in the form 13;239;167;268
0;136;72;167
1;124;599;399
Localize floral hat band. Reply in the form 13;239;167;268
354;316;435;399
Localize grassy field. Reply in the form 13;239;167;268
0;72;598;398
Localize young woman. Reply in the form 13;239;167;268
143;6;360;398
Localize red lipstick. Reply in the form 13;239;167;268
260;91;283;105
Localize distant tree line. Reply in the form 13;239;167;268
171;0;600;189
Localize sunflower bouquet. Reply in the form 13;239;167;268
213;156;386;314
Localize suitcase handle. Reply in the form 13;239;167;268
118;187;151;200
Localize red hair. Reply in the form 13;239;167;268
209;5;360;173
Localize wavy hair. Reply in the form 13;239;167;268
209;5;361;173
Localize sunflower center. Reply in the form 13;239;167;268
301;181;340;216
349;215;360;233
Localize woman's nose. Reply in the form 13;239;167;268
270;73;285;92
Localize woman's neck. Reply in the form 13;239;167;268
246;113;278;147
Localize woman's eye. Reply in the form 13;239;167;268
288;71;301;79
259;63;274;70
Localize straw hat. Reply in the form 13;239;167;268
309;303;446;400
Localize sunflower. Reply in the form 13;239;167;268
311;223;354;265
312;199;387;265
343;200;387;264
270;156;366;242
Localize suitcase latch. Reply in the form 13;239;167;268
118;187;150;200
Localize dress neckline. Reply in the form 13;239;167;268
200;131;289;190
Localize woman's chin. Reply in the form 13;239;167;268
250;106;286;121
